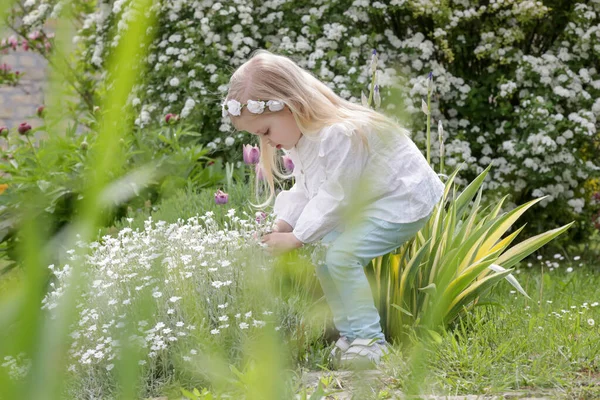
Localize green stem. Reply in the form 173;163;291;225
25;135;41;165
367;70;377;107
426;89;431;165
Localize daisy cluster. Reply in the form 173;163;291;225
27;209;316;379
12;0;600;228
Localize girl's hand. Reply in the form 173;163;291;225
273;219;293;233
261;232;303;256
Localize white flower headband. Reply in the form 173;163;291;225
221;99;285;117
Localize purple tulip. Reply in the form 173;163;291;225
0;126;8;138
243;144;260;165
214;189;228;205
18;122;31;135
36;105;45;117
282;154;294;173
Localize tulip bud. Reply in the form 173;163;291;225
373;85;381;108
242;144;260;165
36;105;45;117
282;154;294;173
214;189;229;205
361;91;368;107
370;49;378;74
427;71;434;92
80;140;88;151
0;126;8;138
18;122;32;135
93;106;100;113
165;113;179;124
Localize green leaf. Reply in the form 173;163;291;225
454;164;491;220
418;283;437;295
180;388;199;400
391;303;414;317
495;222;574;269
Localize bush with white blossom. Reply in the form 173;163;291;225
8;0;600;241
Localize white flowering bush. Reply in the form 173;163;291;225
8;0;600;241
24;210;325;397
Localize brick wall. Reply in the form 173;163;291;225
0;36;48;140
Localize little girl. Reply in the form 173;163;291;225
221;50;445;368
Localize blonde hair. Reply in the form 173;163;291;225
225;49;406;209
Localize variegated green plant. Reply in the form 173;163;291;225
367;165;573;340
362;61;572;342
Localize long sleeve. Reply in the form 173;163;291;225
273;182;309;228
292;124;368;244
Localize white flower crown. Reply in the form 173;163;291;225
221;99;285;117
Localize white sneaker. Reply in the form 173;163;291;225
328;336;352;366
339;338;390;369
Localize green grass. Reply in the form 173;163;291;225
2;183;599;399
372;264;600;398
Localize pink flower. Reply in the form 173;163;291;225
22;41;30;51
255;212;267;224
27;31;42;41
282;154;294;173
8;35;18;50
214;189;228;205
18;122;32;135
243;144;260;165
165;113;179;124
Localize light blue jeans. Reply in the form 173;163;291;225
316;213;431;341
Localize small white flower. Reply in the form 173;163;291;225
210;329;220;335
246;100;266;114
588;319;595;327
190;349;198;355
566;267;573;273
152;292;162;298
225;99;241;116
239;322;249;329
252;320;266;328
266;100;284;112
218;315;229;322
169;77;180;87
106;364;114;371
225;136;235;146
169;296;182;303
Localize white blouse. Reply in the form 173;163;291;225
273;122;445;244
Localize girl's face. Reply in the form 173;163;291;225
233;106;302;150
